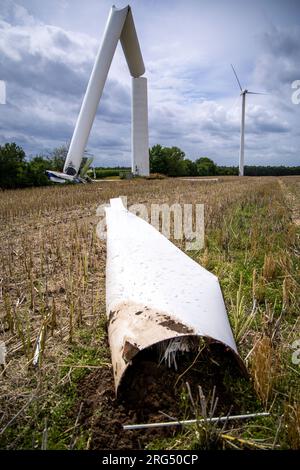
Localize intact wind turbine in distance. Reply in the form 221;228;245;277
231;64;266;176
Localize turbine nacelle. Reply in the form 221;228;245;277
45;170;87;184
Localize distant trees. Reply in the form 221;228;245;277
0;141;299;189
0;143;69;189
0;143;27;189
48;145;68;172
243;165;300;176
149;145;187;176
195;157;217;176
216;166;239;176
181;159;198;176
150;146;218;177
26;156;52;187
149;145;300;177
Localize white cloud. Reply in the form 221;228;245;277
0;0;299;166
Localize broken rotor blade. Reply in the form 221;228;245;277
105;197;245;393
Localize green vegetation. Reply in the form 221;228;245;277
0;177;300;449
1;142;299;189
93;167;130;179
149;145;218;176
0;321;110;450
0;142;59;189
0;143;93;189
147;179;299;449
0;164;299;449
149;144;300;177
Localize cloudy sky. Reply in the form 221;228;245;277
0;0;299;166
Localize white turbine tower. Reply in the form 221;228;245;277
46;5;149;184
231;65;266;176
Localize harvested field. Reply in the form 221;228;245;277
0;176;299;449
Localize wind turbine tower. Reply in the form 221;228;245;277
231;65;266;176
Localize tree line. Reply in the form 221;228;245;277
0;142;299;189
149;144;300;177
0;143;67;189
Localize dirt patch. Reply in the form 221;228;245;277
159;318;194;334
76;342;248;450
122;341;140;362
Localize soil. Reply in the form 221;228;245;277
76;343;248;450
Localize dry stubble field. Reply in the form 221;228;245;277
0;176;299;449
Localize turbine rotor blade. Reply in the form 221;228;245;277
247;91;268;95
231;64;243;92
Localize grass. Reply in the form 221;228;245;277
0;175;299;449
0;321;109;449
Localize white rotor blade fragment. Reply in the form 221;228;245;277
64;6;129;176
120;7;145;78
105;197;241;392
